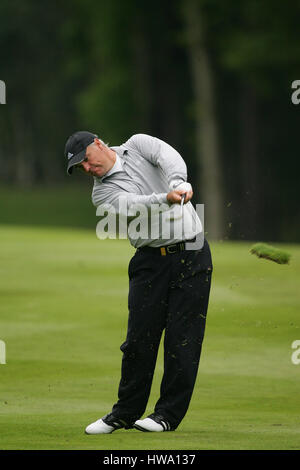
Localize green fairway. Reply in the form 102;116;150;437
0;225;299;450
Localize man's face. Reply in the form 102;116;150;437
75;139;114;178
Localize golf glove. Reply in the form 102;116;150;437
170;180;192;194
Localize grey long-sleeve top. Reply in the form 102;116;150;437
92;134;202;248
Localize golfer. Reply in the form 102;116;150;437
65;131;213;433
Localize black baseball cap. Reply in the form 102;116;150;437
65;131;98;175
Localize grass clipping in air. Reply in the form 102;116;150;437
250;243;291;265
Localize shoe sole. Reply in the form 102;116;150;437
85;430;115;434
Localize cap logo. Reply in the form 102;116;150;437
67;152;73;160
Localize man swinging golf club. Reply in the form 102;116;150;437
65;131;213;433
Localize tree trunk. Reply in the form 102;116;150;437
239;83;260;240
11;107;36;186
130;9;153;132
183;0;225;240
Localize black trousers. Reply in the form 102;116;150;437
112;238;213;430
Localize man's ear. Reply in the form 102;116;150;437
95;138;105;150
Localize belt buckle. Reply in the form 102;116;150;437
166;244;177;254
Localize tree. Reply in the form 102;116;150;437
182;0;225;240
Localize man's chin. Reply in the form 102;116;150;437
91;171;104;178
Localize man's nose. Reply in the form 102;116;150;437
81;162;90;172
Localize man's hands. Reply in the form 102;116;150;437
167;182;193;205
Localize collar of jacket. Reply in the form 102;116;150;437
97;145;128;183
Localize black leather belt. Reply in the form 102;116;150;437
138;237;196;256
